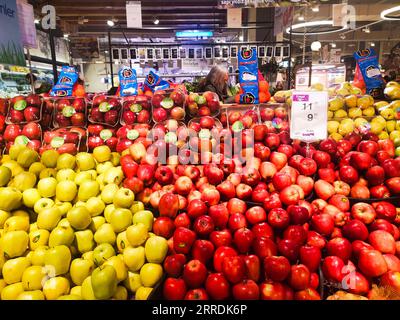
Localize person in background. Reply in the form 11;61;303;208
26;73;47;94
199;65;233;102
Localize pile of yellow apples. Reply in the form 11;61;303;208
325;81;400;143
0;145;167;300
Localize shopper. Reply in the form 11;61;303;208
199;65;232;102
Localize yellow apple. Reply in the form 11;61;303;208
139;263;163;287
123;246;145;272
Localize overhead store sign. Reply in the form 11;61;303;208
227;8;242;28
0;0;26;66
218;0;309;8
126;1;142;29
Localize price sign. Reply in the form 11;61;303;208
290;91;328;142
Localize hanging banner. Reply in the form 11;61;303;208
218;0;309;8
227;8;242;28
0;0;26;66
16;0;36;48
353;48;384;99
126;1;142;29
238;47;259;104
274;7;294;36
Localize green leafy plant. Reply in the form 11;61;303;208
0;41;26;66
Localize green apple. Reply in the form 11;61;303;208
48;226;75;247
0;166;11;186
123;272;141;293
54;202;72;216
56;154;76;170
85;197;105;217
41;150;59;168
144;236;168;264
110;153;120;167
103;255;127;283
67;206;92;230
109;208;132;233
17;148;39;168
56;168;76;182
37;177;57;198
104;205;115;223
126;223;148;247
9;172;36;192
56;180;78;202
96;161;114;175
74;172;93;186
93;146;111;163
93;243;115;266
103;167;123;185
78;181;100;201
94;223;116;245
113;188;135;208
76;152;96;171
91;265;117;300
43;245;71;276
75;230;95;254
0;187;22;212
34;198;54;214
90;216;106;233
28;162;46;178
22;188;41;208
70;258;94;286
37;207;61;231
130;201;144;214
101;184;119;204
123;246;145;272
81;276;96;300
139;263;163;287
39;168;57;179
132;210;154;232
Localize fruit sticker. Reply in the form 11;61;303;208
13;100;27;111
161;98;174;109
99;102;112;112
62;106;76;118
50;137;65;148
238;47;259;104
232;121;244;132
129;103;142;113
127;129;139;140
165;132;178;144
119;66;138;97
199;129;211;139
100;129;113;141
14;135;29;146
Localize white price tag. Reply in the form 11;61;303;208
290;91;328;142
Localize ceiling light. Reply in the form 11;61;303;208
371;42;375;47
363;27;370;33
286;20;348;35
298;16;304;21
312;5;319;12
311;41;322;51
331;43;336;48
107;20;115;27
153;17;159;25
34;19;40;24
380;5;400;20
340;34;346;40
63;33;69;38
239;35;244;41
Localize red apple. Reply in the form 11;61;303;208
368;230;396;254
288;264;310;290
263;255;291;282
358;249;388;277
351;202;376;224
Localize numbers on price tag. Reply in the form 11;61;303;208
290;91;328;142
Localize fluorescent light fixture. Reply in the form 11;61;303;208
63;34;69;38
363;27;370;33
371;42;375;47
331;43;336;48
107;20;115;27
311;41;322;51
298;16;304;21
239;35;244;41
153;17;159;25
175;30;213;38
286;20;348;35
380;5;400;20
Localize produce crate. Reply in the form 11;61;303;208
120;95;152;125
2;123;43;154
6;95;43;125
185;91;221;118
48;96;88;128
89;95;122;127
151;89;187;123
41;127;86;155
